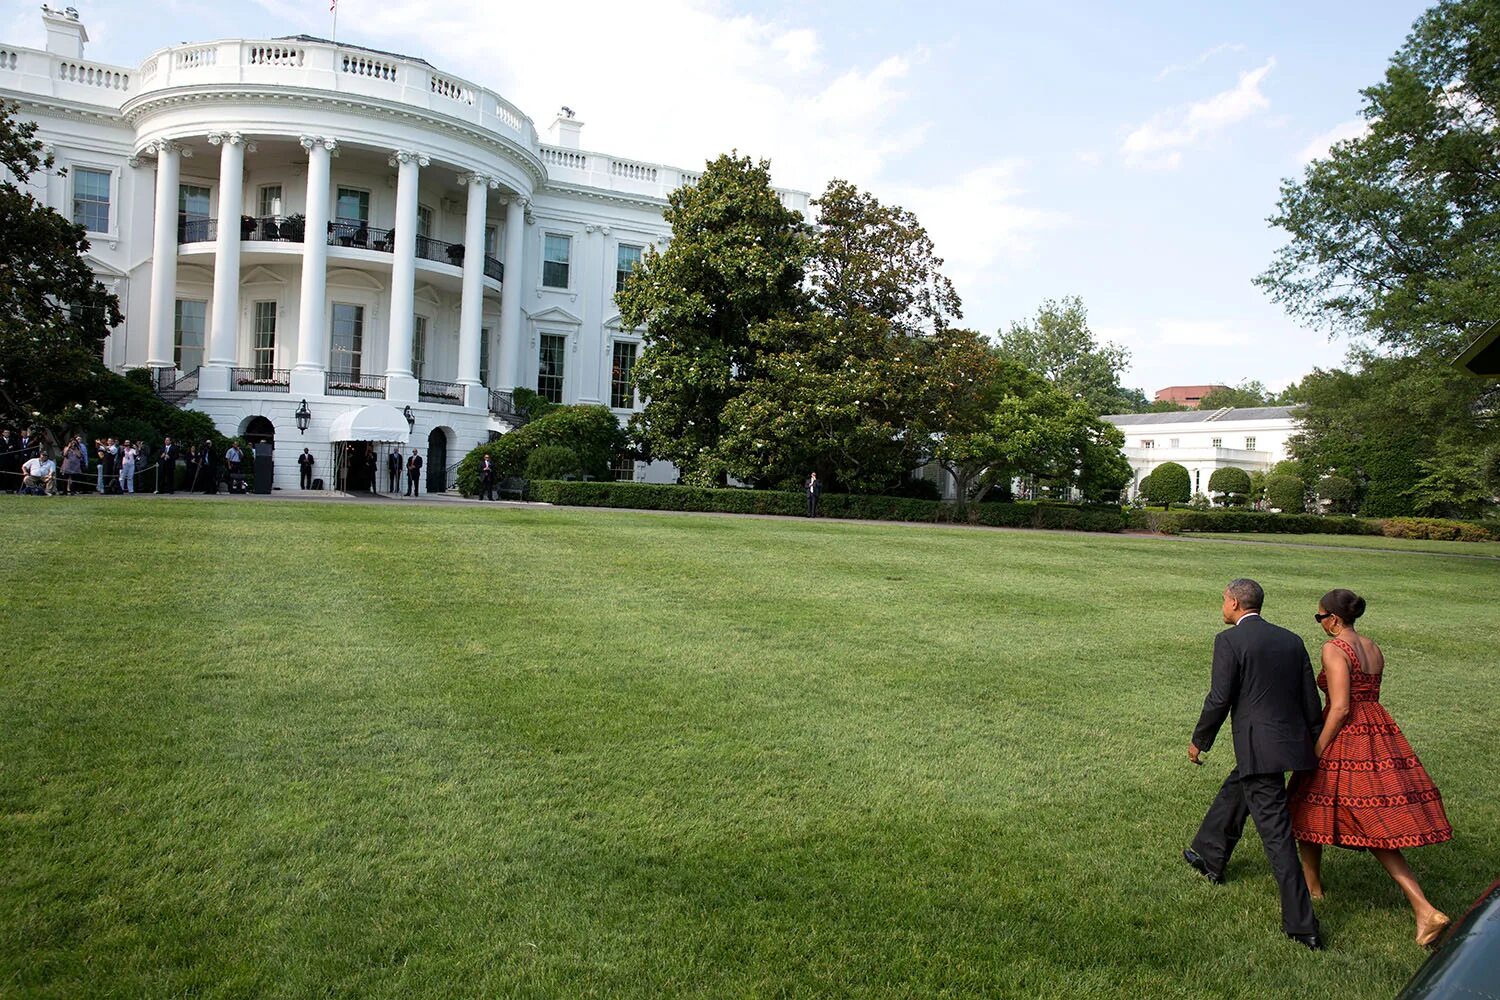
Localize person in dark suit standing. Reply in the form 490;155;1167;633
387;448;402;494
158;436;177;493
364;444;378;494
406;448;422;497
1184;578;1325;950
200;439;218;494
805;471;822;517
479;453;496;501
298;448;315;489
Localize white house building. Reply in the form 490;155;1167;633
1102;406;1300;498
0;7;808;490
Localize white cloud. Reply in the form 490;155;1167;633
1122;58;1276;170
1155;42;1246;81
1297;118;1369;164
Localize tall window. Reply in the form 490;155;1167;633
252;301;277;378
1244;436;1258;451
174;299;206;371
543;234;571;288
1140;439;1154;449
330;303;364;378
257;185;283;218
479;327;491;387
335;187;370;225
1211;437;1222;449
417;205;433;239
1169;438;1180;449
412;315;428;379
72;167;111;233
179;184;211;241
610;341;637;409
537;334;565;403
615;243;643;293
611;452;636;482
485;224;498;257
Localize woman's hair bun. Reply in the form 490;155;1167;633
1321;588;1366;624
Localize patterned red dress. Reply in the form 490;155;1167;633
1290;638;1452;850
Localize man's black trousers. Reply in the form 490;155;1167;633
1191;767;1318;936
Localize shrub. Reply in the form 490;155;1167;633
1265;473;1304;513
527;481;1128;533
1317;475;1356;514
1207;467;1252;506
885;477;943;501
525;445;582;480
1128;508;1383;537
455;404;626;496
1143;462;1190;509
1380;517;1494;542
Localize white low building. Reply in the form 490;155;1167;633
1102;406;1300;498
1;8;807;490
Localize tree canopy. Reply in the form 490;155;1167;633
995;296;1140;415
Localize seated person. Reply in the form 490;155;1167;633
21;453;57;495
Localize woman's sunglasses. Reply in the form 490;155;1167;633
1314;612;1334;623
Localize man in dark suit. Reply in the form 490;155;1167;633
479;453;496;501
200;439;218;494
298;448;315;489
387;448;402;494
1184;578;1325;949
806;471;822;517
158;436;177;493
406;449;422;497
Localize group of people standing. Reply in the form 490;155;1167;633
1184;580;1452;952
1;425;247;496
336;443;424;496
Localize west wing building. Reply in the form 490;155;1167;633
1102;406;1300;498
1;8;808;490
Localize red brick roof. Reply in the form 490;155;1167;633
1154;385;1229;408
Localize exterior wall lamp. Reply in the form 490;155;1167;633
294;399;312;434
403;405;415;430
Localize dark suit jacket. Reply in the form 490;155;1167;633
1192;614;1323;775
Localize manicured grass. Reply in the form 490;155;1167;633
1189;532;1500;556
2;497;1496;999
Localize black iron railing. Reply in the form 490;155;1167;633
416;235;465;268
484;255;503;282
230;367;291;392
419;378;465;405
325;373;387;397
327;220;396;251
154;365;200;402
177;216;215;243
242;215;304;242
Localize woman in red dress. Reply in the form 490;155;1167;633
1290;589;1453;947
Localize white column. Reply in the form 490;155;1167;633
457;172;496;406
146;139;183;372
292;135;336;397
496;196;527;391
203;131;249;392
384;149;427;402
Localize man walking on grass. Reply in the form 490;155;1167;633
1183;578;1325;950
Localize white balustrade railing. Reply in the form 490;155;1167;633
172;45;217;70
610;159;658;182
430;73;474;106
339;50;398;82
0;48;19;71
247;43;303;68
57;60;130;91
540;147;587;170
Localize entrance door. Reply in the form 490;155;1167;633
333;440;378;493
426;428;447;494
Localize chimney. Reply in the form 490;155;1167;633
547;108;584;150
41;5;88;59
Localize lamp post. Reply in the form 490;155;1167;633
295;399;311;434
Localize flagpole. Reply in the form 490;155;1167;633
331;0;338;44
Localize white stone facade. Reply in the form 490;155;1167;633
1;9;808;490
1102;406;1300;498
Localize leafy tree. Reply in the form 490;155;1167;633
996;296;1137;414
1208;466;1253;506
0;101;122;443
1403;446;1493;518
1143;462;1190;509
526;445;582;481
1141;398;1191;413
1197;380;1276;410
717;312;928;493
1317;474;1357;514
455;404;626;495
1266;473;1305;513
617;153;808;486
807;178;961;335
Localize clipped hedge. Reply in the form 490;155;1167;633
527;481;1129;533
1129;508;1383;536
1381;517;1494;542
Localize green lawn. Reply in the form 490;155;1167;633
2;498;1496;999
1188;532;1500;556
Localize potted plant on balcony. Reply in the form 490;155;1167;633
446;243;465;265
281;214;306;242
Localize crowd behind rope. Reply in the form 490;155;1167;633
0;426;256;496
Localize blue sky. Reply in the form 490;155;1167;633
5;0;1431;396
